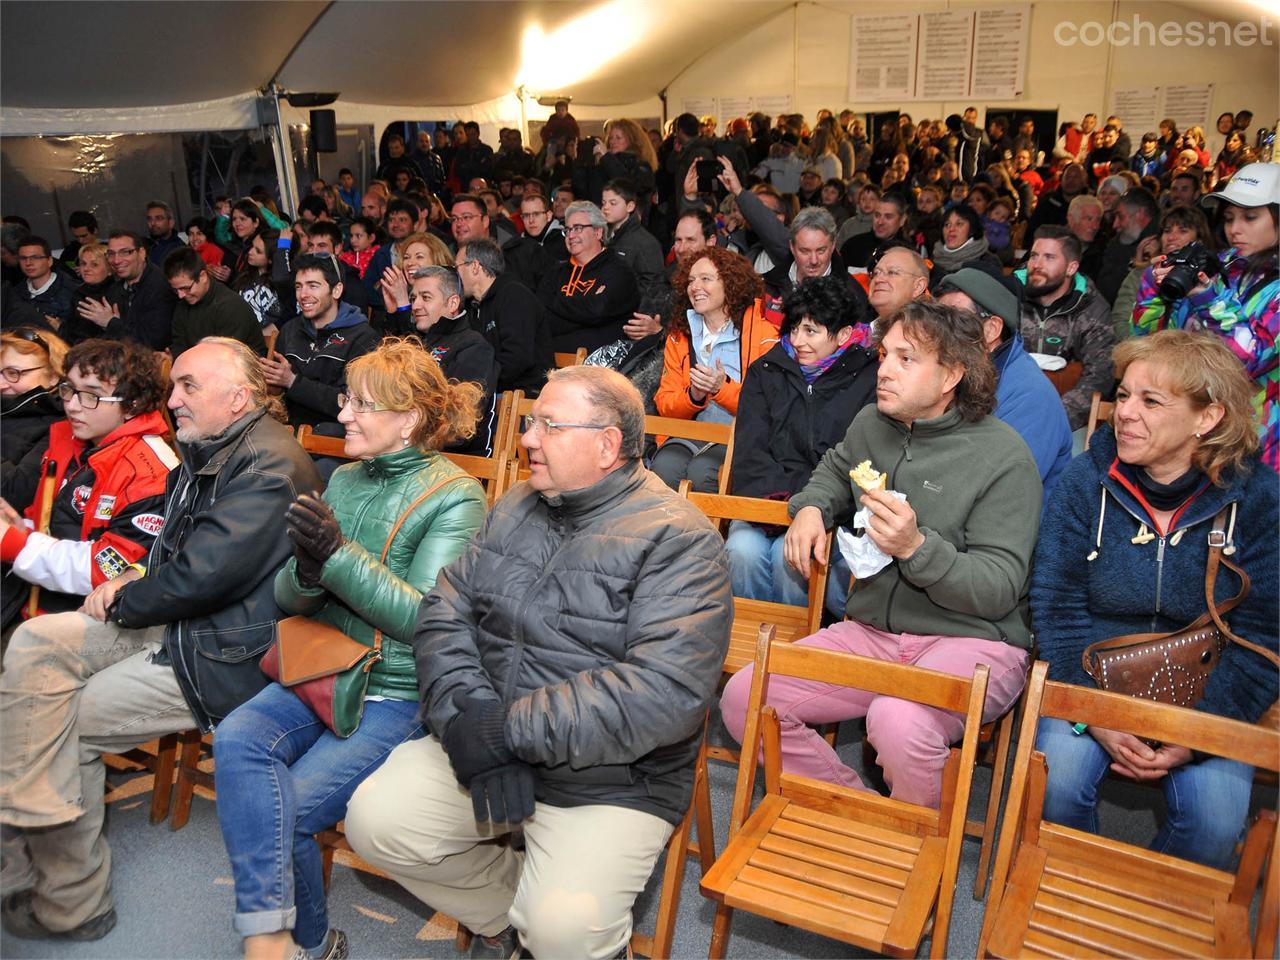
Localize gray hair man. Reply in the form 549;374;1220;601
0;337;320;942
537;202;640;353
345;365;731;960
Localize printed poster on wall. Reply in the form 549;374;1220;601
916;10;974;101
1160;84;1214;131
849;13;918;101
682;98;715;119
970;6;1030;98
1111;88;1161;135
718;96;753;121
752;94;793;116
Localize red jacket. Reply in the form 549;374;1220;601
1;410;177;594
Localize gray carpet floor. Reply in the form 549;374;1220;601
1;715;1272;960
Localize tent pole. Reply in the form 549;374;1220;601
267;86;301;219
518;85;529;147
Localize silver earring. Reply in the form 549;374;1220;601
1194;432;1202;439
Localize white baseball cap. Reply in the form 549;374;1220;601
1203;162;1280;208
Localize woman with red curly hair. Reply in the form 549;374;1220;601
651;247;778;491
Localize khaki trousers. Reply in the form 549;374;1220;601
0;612;195;930
345;736;673;960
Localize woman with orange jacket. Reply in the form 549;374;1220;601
651;247;778;491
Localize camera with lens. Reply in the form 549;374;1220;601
1158;242;1221;300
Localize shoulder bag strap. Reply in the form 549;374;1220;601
369;471;480;651
1204;506;1278;667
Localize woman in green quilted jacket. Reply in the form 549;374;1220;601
213;337;488;960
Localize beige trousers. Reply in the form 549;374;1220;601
0;612;195;930
344;736;673;960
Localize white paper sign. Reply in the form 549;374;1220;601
718;96;752;120
970;6;1030;98
1111;87;1160;135
849;14;918;100
1160;84;1214;131
753;94;793;115
917;11;974;100
682;98;716;119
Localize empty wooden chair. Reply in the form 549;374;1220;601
979;661;1280;959
553;347;588;367
701;624;990;959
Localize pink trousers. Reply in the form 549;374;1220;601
719;621;1029;808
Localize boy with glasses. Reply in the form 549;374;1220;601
0;338;176;628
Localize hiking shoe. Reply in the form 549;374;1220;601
469;924;520;959
1;891;117;941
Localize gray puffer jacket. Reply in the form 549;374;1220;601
416;459;732;825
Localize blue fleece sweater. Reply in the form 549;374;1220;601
1031;427;1279;723
991;332;1073;493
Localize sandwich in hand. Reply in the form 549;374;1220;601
849;459;887;492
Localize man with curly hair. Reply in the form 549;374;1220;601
720;301;1042;807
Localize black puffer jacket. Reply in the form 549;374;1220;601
112;409;322;730
730;342;879;498
416;459;732;825
0;387;62;508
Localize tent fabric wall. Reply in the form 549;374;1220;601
0;94;262;138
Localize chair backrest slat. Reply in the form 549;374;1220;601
768;642;976;714
1040;679;1280;773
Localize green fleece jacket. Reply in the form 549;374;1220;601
788;405;1042;648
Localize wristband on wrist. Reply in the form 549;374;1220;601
129;562;146;577
277;237;292;249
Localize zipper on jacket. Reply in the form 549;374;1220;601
883;431;913;633
1152;536;1166;627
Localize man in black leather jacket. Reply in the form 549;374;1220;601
0;337;319;943
345;366;731;960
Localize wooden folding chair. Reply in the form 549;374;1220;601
679;485;830;679
701;625;990;959
979;661;1280;959
102;733;183;824
169;728;213;829
553;347;588;367
1085;391;1114;449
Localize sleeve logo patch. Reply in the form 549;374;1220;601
93;495;116;520
95;545;130;580
72;485;93;514
131;513;165;536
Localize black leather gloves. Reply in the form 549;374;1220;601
442;693;536;825
285;492;343;587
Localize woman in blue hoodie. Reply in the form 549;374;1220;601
1031;329;1278;870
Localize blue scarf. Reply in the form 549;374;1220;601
782;335;852;383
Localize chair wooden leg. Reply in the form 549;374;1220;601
707;904;733;959
148;733;179;824
320;834;336;892
974;710;1015;900
169;729;204;830
455;925;473;952
632;804;693;958
692;752;716;874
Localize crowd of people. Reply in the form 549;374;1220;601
0;99;1276;960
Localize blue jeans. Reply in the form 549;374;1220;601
725;520;851;617
213;683;424;948
1035;716;1254;870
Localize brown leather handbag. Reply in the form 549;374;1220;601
1083;507;1279;708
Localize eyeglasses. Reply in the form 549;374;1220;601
57;382;124;408
869;265;911;280
521;414;609;436
106;248;138;259
170;280;200;298
18;254;51;263
451;213;483;223
1;366;45;383
564;224;597;235
336;394;390;413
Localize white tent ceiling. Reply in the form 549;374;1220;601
1;0;792;130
